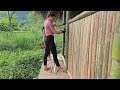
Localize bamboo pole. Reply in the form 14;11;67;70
97;11;105;79
65;11;70;72
108;11;116;79
91;13;98;79
62;11;66;57
102;12;108;79
68;11;98;24
104;11;113;79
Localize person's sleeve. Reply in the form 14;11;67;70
48;22;54;33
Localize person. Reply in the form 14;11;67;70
43;12;66;71
41;26;51;61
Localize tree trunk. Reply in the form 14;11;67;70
8;17;12;31
8;11;15;31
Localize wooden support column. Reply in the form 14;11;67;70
62;11;66;57
65;11;70;71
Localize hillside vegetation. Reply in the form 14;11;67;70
0;11;63;79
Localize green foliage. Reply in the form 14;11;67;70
54;34;62;53
27;11;36;20
0;11;19;31
0;11;63;79
0;18;19;31
0;31;43;79
111;33;120;79
20;26;30;31
0;31;41;51
112;33;120;59
0;49;43;79
0;20;9;31
110;60;120;79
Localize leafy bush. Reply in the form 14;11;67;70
0;20;10;31
0;18;19;31
111;33;120;79
0;49;43;79
0;30;44;79
0;31;42;51
0;11;63;79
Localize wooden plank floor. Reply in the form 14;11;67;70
37;54;70;79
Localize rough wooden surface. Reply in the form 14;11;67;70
37;54;70;79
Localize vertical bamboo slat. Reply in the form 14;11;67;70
73;22;76;78
79;19;84;78
105;11;113;78
101;11;108;79
94;12;99;79
87;15;92;79
97;11;105;79
82;17;87;79
108;12;116;78
91;13;98;79
80;18;85;78
102;12;109;79
95;12;101;79
84;16;91;79
88;14;94;79
75;21;78;78
103;11;110;79
71;23;74;78
75;20;81;78
77;20;81;79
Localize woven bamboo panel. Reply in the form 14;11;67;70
67;11;116;79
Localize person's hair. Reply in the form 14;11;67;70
42;26;44;32
47;11;56;18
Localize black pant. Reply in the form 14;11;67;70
44;35;60;66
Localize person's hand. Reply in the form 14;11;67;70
60;30;65;33
62;30;65;33
63;23;66;25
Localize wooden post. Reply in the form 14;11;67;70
62;11;66;57
65;11;70;71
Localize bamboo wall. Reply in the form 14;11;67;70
67;11;116;79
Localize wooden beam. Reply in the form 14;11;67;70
65;11;70;71
68;11;98;24
62;11;66;57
